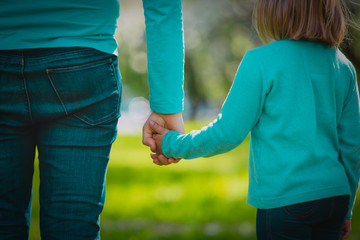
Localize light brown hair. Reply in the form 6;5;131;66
254;0;350;47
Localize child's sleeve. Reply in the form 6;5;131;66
338;67;360;219
162;51;267;159
142;0;184;114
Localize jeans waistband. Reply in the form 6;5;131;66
0;47;113;64
0;47;117;71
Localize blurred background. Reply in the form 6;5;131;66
30;0;360;239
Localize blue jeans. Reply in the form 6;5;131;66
256;195;349;240
0;47;121;239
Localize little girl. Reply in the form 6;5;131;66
149;0;360;239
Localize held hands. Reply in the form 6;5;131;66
149;120;179;165
149;120;168;154
142;111;184;165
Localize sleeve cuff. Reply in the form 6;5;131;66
150;101;184;114
162;130;181;158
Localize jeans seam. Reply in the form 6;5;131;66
46;69;69;115
344;195;349;212
20;54;33;122
327;197;336;220
267;209;273;240
111;59;121;116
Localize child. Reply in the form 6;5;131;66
149;0;360;239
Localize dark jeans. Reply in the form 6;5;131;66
256;195;349;240
0;47;121;239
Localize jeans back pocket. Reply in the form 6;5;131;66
46;56;121;126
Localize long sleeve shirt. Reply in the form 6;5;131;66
0;0;184;113
162;39;360;219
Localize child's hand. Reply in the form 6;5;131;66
149;120;169;154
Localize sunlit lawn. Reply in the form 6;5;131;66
29;120;360;239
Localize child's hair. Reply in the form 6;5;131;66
254;0;350;47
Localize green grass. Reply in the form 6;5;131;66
29;120;360;239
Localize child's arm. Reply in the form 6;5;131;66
337;67;360;220
152;51;267;160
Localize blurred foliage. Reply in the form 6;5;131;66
182;0;256;118
116;0;360;119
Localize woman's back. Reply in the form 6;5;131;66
0;0;119;54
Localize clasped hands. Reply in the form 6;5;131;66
142;111;184;165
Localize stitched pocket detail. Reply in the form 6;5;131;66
46;57;121;126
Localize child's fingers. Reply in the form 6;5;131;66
151;153;163;165
157;154;171;165
149;120;168;135
153;133;162;143
167;157;180;164
153;159;162;165
172;158;182;163
152;134;164;155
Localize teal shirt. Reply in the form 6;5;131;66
0;0;184;113
162;40;360;218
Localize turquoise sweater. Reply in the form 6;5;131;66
162;40;360;219
0;0;184;114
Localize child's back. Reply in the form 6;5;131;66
153;37;359;240
242;39;357;211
